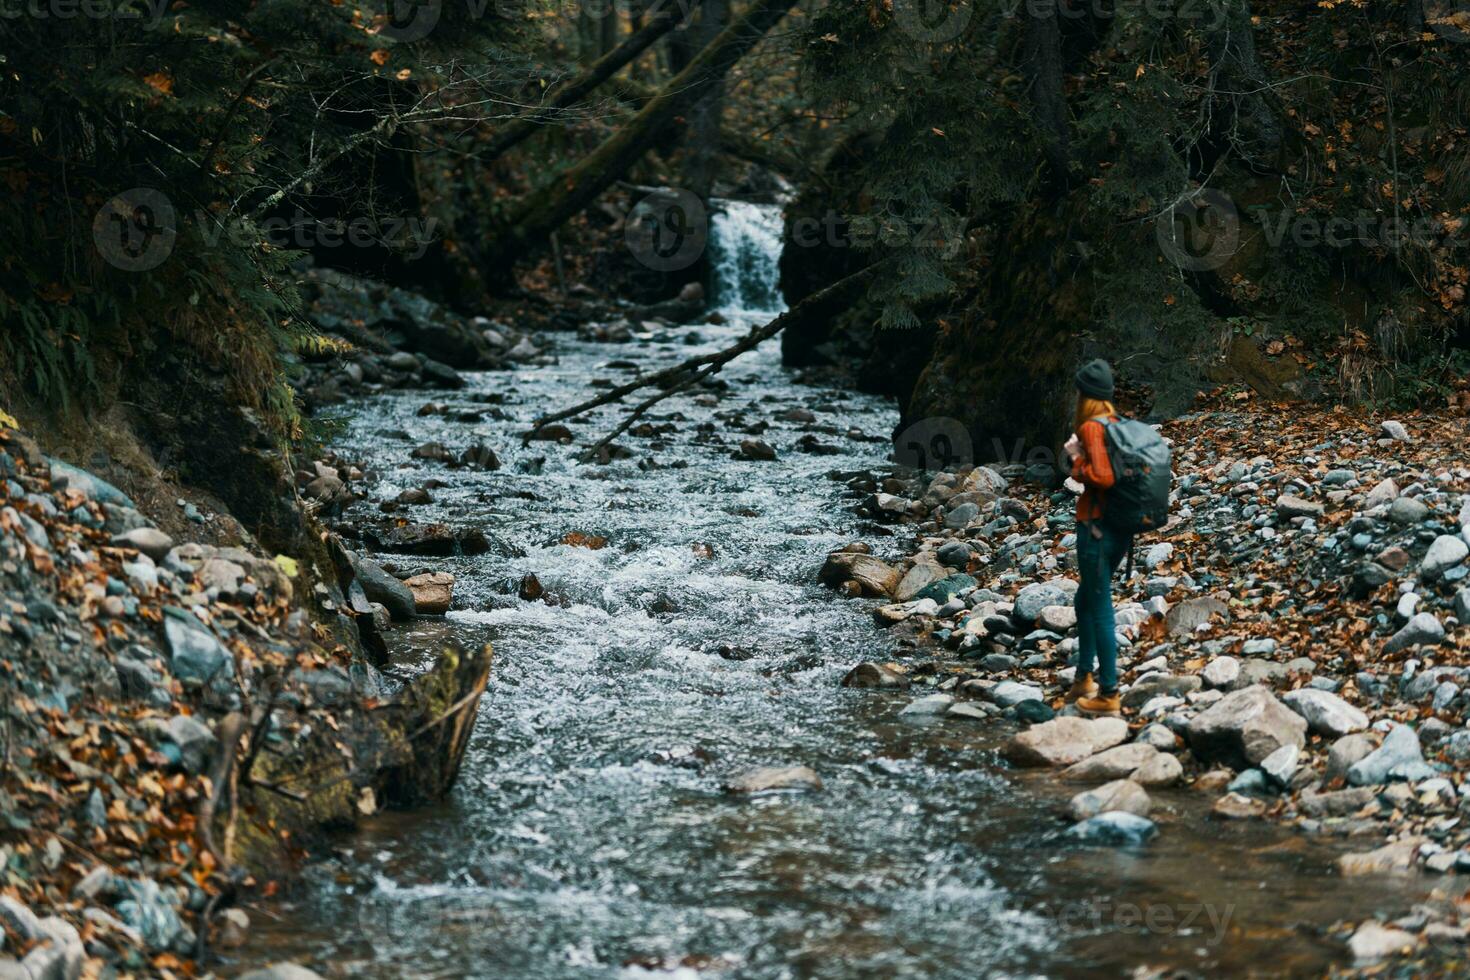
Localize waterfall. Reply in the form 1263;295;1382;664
708;199;785;315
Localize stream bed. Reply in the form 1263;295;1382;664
245;206;1428;978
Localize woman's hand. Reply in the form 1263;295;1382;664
1063;433;1081;462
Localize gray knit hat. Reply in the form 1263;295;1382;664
1075;358;1115;400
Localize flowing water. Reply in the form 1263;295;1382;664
249;204;1426;978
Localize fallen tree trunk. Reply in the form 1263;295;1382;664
525;261;886;443
480;0;700;164
485;0;799;274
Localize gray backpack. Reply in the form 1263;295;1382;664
1099;417;1172;535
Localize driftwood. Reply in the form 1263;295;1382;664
525;262;885;447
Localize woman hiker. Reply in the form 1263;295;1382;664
1063;358;1132;717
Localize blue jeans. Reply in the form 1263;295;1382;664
1074;521;1132;693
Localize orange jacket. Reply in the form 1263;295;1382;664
1072;416;1116;523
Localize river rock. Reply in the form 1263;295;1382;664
1068;779;1150;821
841;663;910;689
1388;496;1429;524
1013;579;1077;623
1327;733;1376;781
1456;587;1470;624
1003;716;1129;767
914;573;977;604
936;541;973;568
737;438;777;461
724;766;822;794
1121;673;1201;709
1364;478;1399;509
1348;922;1419;964
1281;688;1368;738
167;714;217;775
350;554;416;621
1066;811;1156;846
1338;837;1426;876
819;552;901;597
111;527;173;561
239;965;329;980
1201;656;1240;689
1384;612;1444;653
1013;700;1055;724
875;598;939;624
1135;724;1179;750
1212;792;1267;819
1347;724;1435;785
162;611;233;687
47;457;135;507
900;694;955;716
1421;534;1469;579
1184;685;1306;769
365;522;490;556
988;681;1043;707
1037;604;1077;633
1259;742;1299;788
404;571;454;615
1132;751;1183;787
1061;743;1159;783
894;558;949;601
1275;494;1324;519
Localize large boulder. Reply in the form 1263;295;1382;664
1003;716;1129;768
350;554;416;621
1184;685;1306;769
404;571;454;615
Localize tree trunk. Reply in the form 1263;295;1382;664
1020;0;1070;182
484;0;798;275
481;2;698;165
1206;0;1282;169
681;0;729;199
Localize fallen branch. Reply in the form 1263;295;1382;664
524;261;886;443
579;362;721;461
197;712;247;870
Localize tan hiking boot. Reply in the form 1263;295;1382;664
1066;672;1099;702
1076;691;1122;717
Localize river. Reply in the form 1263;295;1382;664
246;202;1425;978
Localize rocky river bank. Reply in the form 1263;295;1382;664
823;398;1470;969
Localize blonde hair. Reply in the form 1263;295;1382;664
1075;396;1117;434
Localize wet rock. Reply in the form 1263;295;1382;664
410;441;455;463
529;423;574;442
1299;786;1376;818
1347;724;1435;785
900;693;955;716
1184;685;1306;769
737;439;777;461
365;522;489;556
1061;743;1159;783
840;663;910;689
238;965;328;980
404;571;454;615
1384;612;1444;653
396;487;432;506
894;558;948;602
987;680;1043;707
875;598;939;625
1338;837;1425;876
350;554;416;621
1003;716;1129;767
1348;922;1418;964
460;443;500;470
1067;811;1156;846
1212;792;1266;819
518;573;543;601
724;766;822;794
110;527;173;561
1133;752;1183;787
946;702;992;721
1014;699;1055;724
819;552;900;597
1068;779;1151;820
914;573;976;605
1281;688;1368;738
